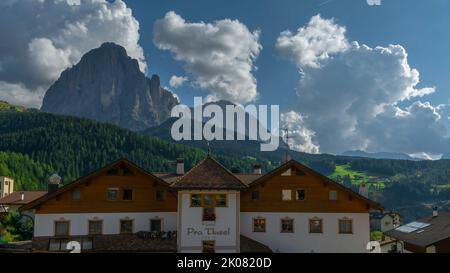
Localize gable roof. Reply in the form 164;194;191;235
0;191;47;205
235;174;263;185
170;156;248;190
247;160;383;210
385;211;450;247
19;158;170;212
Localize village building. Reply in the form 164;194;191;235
20;156;383;253
0;191;47;214
384;209;450;253
370;211;401;232
0;177;14;198
0;177;47;216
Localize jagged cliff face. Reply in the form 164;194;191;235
41;42;178;131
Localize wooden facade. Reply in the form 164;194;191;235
241;164;373;213
30;161;177;214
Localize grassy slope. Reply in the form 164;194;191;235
329;164;386;190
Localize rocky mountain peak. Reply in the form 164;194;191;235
41;42;178;131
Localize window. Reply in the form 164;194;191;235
107;188;119;201
122;166;133;176
203;194;214;207
329;190;338;201
106;168;119;176
339;219;353;234
202;240;215;253
49;239;69;251
282;189;292;201
309;218;323;233
49;237;93;252
296;189;305;201
88;220;103;235
122;189;133;201
215;194;227;207
120;220;133;234
281;168;292;176
191;194;202;207
71;189;81;201
156;190;166;201
253;218;266;232
54;221;70;237
203;207;216;221
251;190;260;201
281;218;294;233
150;219;162;232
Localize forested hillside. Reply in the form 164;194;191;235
0;152;54;190
0;111;277;184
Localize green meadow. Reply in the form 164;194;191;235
329;164;386;190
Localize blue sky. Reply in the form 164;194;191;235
125;0;450;109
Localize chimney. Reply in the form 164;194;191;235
20;192;25;201
253;164;262;175
176;158;185;175
433;206;438;217
359;183;369;198
48;173;62;193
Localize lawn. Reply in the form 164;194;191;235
329;164;386;190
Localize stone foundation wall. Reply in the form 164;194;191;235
32;234;177;252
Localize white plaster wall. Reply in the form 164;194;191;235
34;212;177;237
179;191;239;252
240;212;370;253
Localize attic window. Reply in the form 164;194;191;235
122;166;133;176
281;168;292;176
295;169;305;176
107;168;119;176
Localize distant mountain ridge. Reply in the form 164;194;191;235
41;42;178;131
342;150;419;161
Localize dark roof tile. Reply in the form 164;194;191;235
0;191;47;205
171;156;248;190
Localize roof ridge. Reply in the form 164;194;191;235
171;156;209;186
204;156;248;188
171;155;248;189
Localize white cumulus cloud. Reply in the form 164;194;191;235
276;14;449;155
0;0;145;108
153;11;262;104
276;14;349;68
281;111;320;154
